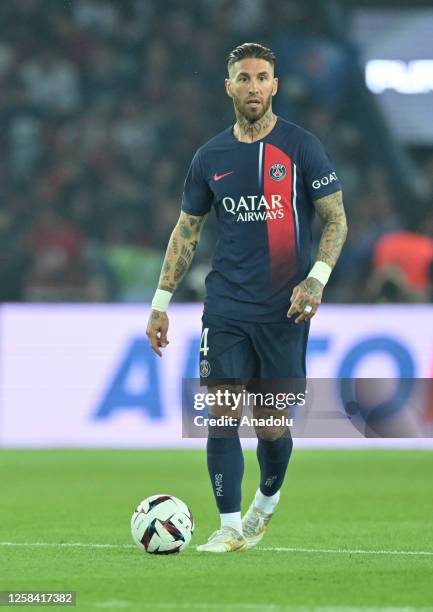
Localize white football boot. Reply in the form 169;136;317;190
241;502;274;549
196;526;248;553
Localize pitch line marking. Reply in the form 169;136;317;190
0;541;134;549
259;546;433;556
93;605;433;612
94;602;131;609
1;542;433;557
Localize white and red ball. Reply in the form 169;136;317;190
131;494;194;554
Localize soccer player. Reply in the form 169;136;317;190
146;43;347;552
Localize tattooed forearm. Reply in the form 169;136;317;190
181;243;196;263
156;211;207;297
313;190;348;269
161;260;171;283
174;256;189;282
180;224;191;239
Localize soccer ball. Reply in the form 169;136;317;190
131;494;194;554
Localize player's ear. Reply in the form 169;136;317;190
225;78;233;98
272;77;278;96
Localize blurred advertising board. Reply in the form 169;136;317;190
0;304;432;448
353;8;433;143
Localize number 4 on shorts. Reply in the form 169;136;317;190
200;327;209;356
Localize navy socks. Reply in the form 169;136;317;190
206;428;292;515
206;427;244;513
257;430;293;496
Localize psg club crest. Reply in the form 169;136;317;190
269;163;286;181
200;359;211;378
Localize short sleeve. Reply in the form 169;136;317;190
300;132;342;201
181;150;213;215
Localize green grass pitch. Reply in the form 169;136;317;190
1;449;432;612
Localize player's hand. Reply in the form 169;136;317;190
287;277;324;324
146;309;170;357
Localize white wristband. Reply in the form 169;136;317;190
307;261;332;286
151;289;173;312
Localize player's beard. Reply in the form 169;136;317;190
233;90;273;124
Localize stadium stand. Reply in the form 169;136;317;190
0;0;432;303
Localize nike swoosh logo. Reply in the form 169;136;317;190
213;171;234;181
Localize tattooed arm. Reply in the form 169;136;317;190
157;211;206;293
287;190;347;323
313;190;348;269
146;211;207;356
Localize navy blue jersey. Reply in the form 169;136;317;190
181;117;341;322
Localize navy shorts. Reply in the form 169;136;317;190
199;313;309;389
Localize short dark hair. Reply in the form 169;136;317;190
227;42;276;73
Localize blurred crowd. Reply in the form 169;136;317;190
1;0;432;303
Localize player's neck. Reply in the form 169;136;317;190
233;110;277;143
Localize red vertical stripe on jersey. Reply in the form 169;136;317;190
263;143;297;283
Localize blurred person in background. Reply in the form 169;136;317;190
369;216;433;303
18;44;81;116
25;206;86;301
